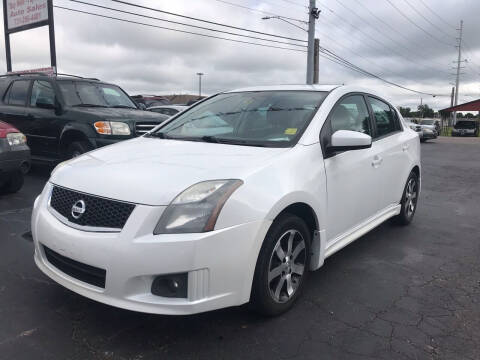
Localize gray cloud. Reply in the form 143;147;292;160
1;0;479;110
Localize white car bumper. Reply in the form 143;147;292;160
32;184;270;315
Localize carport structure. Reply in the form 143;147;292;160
440;98;480;113
439;98;480;128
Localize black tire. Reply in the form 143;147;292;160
251;213;311;316
67;141;92;159
0;170;24;194
392;171;419;226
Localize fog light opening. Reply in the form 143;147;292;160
151;273;188;298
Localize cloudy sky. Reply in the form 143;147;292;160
2;0;480;110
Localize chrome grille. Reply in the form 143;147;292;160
135;122;160;136
49;186;135;231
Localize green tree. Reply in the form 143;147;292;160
465;113;475;118
399;106;411;117
417;104;434;118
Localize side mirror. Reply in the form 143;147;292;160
327;130;372;154
138;103;147;110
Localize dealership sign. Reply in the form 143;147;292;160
2;0;56;72
6;0;48;31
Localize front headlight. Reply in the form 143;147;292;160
6;132;26;146
94;121;131;135
154;179;243;234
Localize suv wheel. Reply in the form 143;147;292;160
67;141;92;159
392;171;419;225
0;170;24;194
251;213;311;316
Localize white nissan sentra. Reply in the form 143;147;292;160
32;85;420;316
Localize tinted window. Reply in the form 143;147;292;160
57;81;136;108
6;80;30;106
30;80;55;106
368;97;398;137
330;95;371;135
156;91;327;147
455;121;476;129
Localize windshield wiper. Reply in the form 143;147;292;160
110;105;136;109
201;135;221;143
72;104;108;108
146;131;169;139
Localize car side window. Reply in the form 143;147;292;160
30;80;55;107
368;97;398;137
6;80;30;106
330;95;371;135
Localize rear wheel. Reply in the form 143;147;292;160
251;213;311;316
392;171;419;225
67;141;92;159
0;170;24;194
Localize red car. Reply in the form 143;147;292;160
0;121;30;194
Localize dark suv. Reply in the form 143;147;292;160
0;74;169;161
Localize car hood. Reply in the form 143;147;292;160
67;107;168;122
50;137;289;205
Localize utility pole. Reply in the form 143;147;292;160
306;0;319;84
196;72;204;97
313;38;319;84
453;20;464;124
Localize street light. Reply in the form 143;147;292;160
196;72;204;97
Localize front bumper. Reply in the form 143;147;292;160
0;141;30;181
452;129;476;136
422;131;436;139
32;184;270;315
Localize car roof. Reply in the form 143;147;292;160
226;84;342;93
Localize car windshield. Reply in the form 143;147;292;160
152;91;327;147
58;81;137;108
455;121;476;129
420;119;434;125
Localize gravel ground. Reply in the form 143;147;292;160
0;138;479;360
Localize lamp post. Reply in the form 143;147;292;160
196;72;204;97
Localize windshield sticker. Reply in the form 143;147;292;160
284;128;298;135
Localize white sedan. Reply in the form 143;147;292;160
32;85;420;316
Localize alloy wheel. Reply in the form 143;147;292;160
404;177;418;218
267;229;307;303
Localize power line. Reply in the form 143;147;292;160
108;0;306;43
316;2;451;77
318;46;448;97
417;0;457;29
401;0;456;40
210;0;306;23
332;0;449;69
280;0;307;9
384;0;454;48
54;5;308;53
63;0;307;48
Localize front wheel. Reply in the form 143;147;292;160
0;170;24;194
251;213;311;316
67;141;92;159
392;171;419;225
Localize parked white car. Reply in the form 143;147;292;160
148;105;189;117
32;85;421;316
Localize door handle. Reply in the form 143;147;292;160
402;144;410;152
371;155;383;168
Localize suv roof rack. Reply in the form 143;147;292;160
56;73;100;81
0;72;100;81
0;72;52;78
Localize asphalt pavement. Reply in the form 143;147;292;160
0;137;479;360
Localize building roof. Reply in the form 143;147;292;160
440;99;480;112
